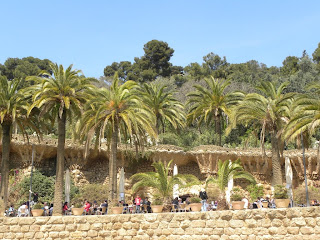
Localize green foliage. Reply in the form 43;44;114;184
130;160;200;201
73;201;84;208
0;57;52;88
152;198;163;205
274;185;288;199
206;159;256;192
9;170;79;205
187;77;244;146
139;82;186;133
247;184;264;201
230;187;243;201
16;170;55;203
190;196;201;203
32;203;43;209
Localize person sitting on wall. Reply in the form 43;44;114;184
101;200;108;214
92;200;99;214
84;200;91;214
134;195;142;213
63;202;69;215
172;197;179;211
143;197;151;213
8;205;15;217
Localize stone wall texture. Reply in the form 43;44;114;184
1;207;320;240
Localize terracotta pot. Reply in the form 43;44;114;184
72;207;84;216
274;199;290;208
151;205;163;213
232;201;245;210
111;206;124;214
31;209;44;217
189;203;202;212
262;202;269;208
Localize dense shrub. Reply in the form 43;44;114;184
9;170;79;206
247;184;264;201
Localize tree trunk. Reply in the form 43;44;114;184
52;110;66;216
109;119;118;201
271;133;283;186
0;123;11;214
316;140;320;174
216;116;222;146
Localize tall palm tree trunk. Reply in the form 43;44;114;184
215;116;222;146
271;133;282;185
0;123;11;213
109;119;119;201
53;110;66;216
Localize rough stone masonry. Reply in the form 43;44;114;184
0;207;320;239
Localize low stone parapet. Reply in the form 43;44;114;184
0;207;319;239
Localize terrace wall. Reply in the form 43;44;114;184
1;207;320;240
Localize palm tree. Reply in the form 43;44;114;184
78;73;157;201
130;160;200;203
284;82;320;173
187;77;244;146
206;159;256;210
139;82;185;133
0;77;41;213
206;159;256;191
27;63;94;215
230;81;294;185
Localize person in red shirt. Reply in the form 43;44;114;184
63;202;69;215
84;200;91;214
134;195;142;213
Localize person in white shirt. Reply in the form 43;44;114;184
242;197;249;209
18;203;28;217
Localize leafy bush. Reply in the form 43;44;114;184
247;184;264;201
230;187;243;201
190;196;201;203
72;199;84;208
32;203;42;209
9;170;79;206
274;185;288;199
13;170;55;204
293;185;320;205
152;198;163;205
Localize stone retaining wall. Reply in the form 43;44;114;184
1;207;320;239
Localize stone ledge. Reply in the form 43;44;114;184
1;207;319;239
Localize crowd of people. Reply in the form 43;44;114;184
4;190;319;217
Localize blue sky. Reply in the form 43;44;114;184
1;0;320;78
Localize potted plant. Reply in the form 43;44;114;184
274;185;290;208
31;203;44;217
71;200;84;216
230;188;245;210
189;196;202;212
110;200;124;214
151;198;163;213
